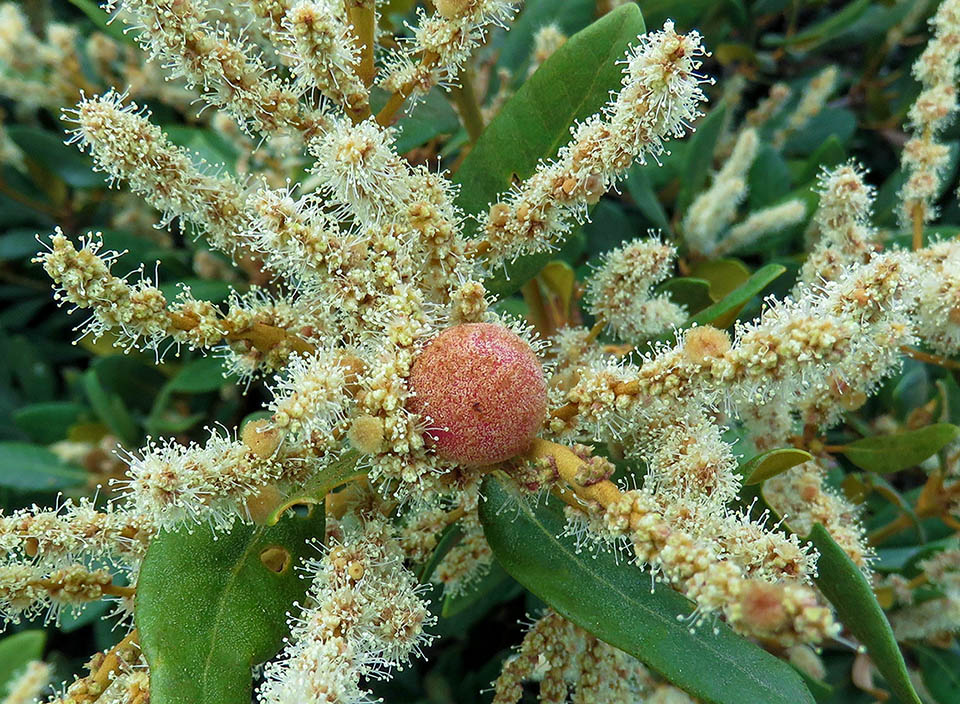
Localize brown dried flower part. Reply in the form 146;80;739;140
347;414;386;455
682;325;731;366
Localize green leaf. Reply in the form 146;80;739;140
799;135;846;183
839;424;960;474
0;442;87;491
784;108;857;157
686;263;786;329
0;228;43;261
83;368;139;447
747;145;792;210
478;475;815;704
656;277;713;314
0;630;46;695
453;4;646;296
807;524;921;704
59;598;111;633
266;452;364;525
393;89;460;153
5;126;102;189
440;560;517;619
740;448;813;485
676;101;728;215
417;523;463;583
12;401;88;444
583;199;634;255
167;357;234;393
689;258;751;302
763;0;872;50
915;645;960;704
625;165;671;231
137;509;325;704
160;278;232;304
496;0;594;75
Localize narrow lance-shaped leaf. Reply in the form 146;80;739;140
838;424;960;474
478;475;815;704
686;263;786;329
914;645;960;704
137;509;325;704
453;4;646;296
807;524;922;704
740;448;813;485
763;0;872;50
0;442;87;491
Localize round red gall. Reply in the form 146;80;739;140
408;323;547;466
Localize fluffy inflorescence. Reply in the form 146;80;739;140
64;92;248;255
586;237;686;340
798;161;879;287
900;0;960;226
493;610;650;704
258;520;434;704
474;20;712;263
14;1;960;700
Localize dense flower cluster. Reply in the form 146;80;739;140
2;1;960;702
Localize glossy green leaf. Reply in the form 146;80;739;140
0;442;87;491
625;165;671;230
12;401;88;444
807;524;921;704
839;424;960;474
676;101;728;215
741;448;813;485
453;4;646;296
266;452;364;525
657;277;713;314
137;509;325;704
83;368;139;447
686;263;786;329
6;126;102;189
915;645;960;704
167;357;234;393
478;476;814;704
0;630;46;695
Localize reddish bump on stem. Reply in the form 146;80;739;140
408;323;548;466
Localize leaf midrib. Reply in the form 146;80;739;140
511;497;809;704
199;528;264;699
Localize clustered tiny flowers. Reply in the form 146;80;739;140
0;1;959;702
